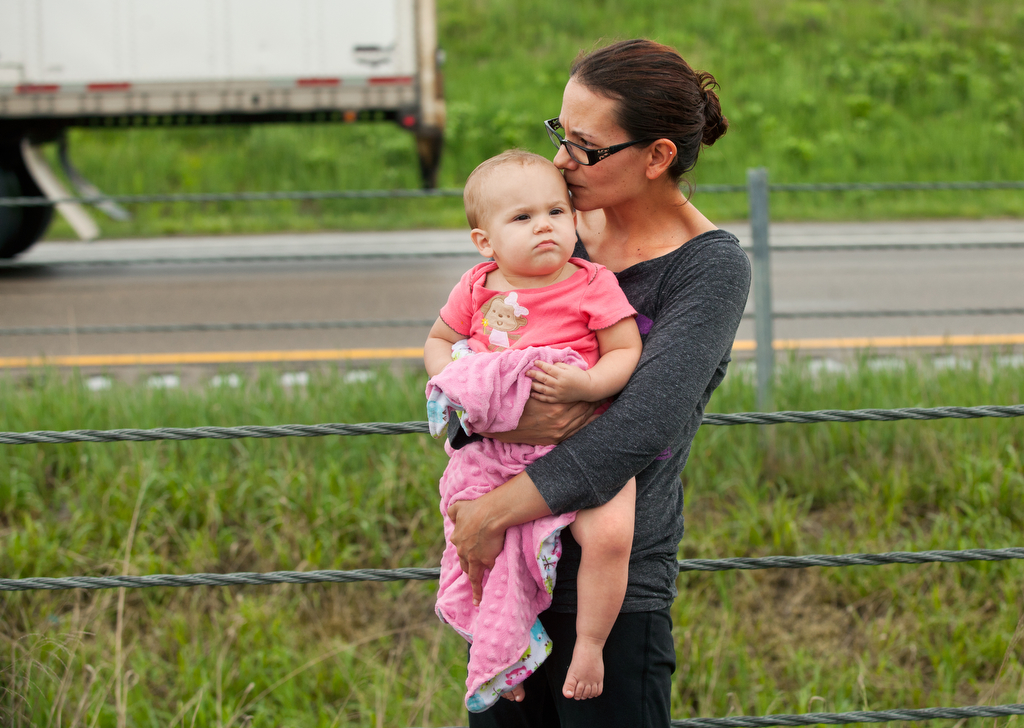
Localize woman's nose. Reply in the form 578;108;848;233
553;144;575;170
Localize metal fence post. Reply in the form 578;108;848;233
748;167;774;410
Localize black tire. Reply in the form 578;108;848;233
415;126;444;190
0;142;54;258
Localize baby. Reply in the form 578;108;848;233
424;150;642;707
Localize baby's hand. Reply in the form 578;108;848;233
527;360;594;403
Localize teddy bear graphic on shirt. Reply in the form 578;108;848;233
480;292;529;351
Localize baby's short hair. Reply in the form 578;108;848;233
463;149;568;228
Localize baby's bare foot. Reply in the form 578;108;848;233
500;683;526;702
562;637;604;700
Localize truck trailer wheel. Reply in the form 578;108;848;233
415;126;444;190
0;142;54;258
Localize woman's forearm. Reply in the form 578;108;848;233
481;397;599;445
448;470;553;603
486;470;552;527
450;471;552;541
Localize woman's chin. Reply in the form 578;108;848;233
566;191;597;211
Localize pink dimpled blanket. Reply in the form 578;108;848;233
426;347;583;712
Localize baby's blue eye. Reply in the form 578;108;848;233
551;208;565;215
514;214;530;221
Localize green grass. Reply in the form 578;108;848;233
40;0;1024;241
2;357;1023;726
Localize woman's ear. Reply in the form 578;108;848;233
470;228;494;258
645;139;678;180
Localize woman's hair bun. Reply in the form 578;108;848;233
697;71;729;147
571;39;728;181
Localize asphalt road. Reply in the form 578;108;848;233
1;220;1022;373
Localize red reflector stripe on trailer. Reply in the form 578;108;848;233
87;82;132;92
16;84;60;94
297;78;341;87
368;76;413;85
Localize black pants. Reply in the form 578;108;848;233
468;608;675;728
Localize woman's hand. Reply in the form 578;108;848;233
447;472;554;604
482;396;600;445
447;498;507;605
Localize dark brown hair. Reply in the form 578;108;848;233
570;39;728;183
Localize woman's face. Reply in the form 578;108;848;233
552;78;649;212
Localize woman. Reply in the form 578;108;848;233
447;39;751;726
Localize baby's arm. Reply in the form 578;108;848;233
527;317;642;403
424;317;466;377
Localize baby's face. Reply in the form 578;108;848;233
476;163;577;280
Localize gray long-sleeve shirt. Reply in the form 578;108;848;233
529;229;751;613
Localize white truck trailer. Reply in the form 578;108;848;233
0;0;445;257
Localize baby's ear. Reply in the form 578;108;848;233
470;229;493;258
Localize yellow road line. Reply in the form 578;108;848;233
1;335;1022;369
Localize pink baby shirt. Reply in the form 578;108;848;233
438;257;637;368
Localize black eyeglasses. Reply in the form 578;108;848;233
544;117;651;166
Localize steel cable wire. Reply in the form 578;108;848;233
2;243;1020;270
0;318;438;336
0;251;480;268
1;180;1023;209
423;704;1024;728
0;188;467;207
767;241;1024;252
4;308;1024;337
2;548;1022;592
2;405;1022;446
741;307;1024;320
769;180;1024;192
669;704;1024;728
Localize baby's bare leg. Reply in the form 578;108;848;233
563;477;636;700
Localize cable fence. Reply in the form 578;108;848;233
3;172;1020;407
0;188;465;207
3;173;1024;725
0;318;439;337
3;403;1022;724
668;705;1024;728
738;169;1024;408
766;241;1024;252
758;307;1024;319
1;241;1021;271
3;403;1022;445
3;404;1023;725
0;250;482;268
4;548;1024;592
1;179;1023;209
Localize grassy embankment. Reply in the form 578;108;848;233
42;0;1024;240
2;360;1022;726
